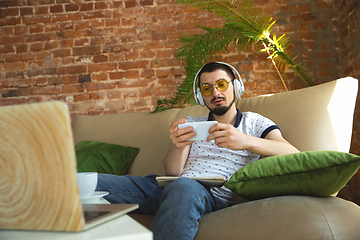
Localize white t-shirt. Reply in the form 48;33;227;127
181;110;279;205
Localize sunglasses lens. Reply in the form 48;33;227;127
216;79;229;91
200;84;212;96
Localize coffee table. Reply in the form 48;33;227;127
0;197;153;240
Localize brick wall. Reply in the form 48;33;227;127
0;1;359;201
0;0;345;115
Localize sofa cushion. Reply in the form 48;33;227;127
76;140;140;176
224;151;360;200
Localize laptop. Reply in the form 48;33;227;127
0;101;138;232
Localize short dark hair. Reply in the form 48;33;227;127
197;62;236;87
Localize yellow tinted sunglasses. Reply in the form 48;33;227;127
200;79;232;96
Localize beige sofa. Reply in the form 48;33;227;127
73;77;360;239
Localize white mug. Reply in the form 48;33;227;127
76;172;98;198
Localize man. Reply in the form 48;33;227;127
96;62;299;240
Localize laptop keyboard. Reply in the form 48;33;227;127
84;211;111;222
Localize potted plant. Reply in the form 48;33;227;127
154;0;314;112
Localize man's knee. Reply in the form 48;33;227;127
162;177;207;198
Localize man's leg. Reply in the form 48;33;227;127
96;173;162;215
149;177;226;240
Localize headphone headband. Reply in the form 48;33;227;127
193;62;245;106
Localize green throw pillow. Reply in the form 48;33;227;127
224;151;360;200
75;140;140;176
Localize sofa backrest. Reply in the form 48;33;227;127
73;109;180;176
72;77;358;177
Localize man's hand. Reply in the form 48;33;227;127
207;123;250;150
169;119;195;150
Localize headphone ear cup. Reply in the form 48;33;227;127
233;78;245;99
195;87;205;107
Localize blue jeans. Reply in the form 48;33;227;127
96;174;226;240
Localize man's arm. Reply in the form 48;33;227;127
207;123;299;156
163;119;194;176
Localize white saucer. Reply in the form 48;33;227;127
81;191;109;200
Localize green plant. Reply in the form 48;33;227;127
153;0;314;112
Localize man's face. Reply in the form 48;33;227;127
199;69;235;116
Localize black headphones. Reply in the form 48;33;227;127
193;61;245;107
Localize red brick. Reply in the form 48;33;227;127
45;23;60;32
26;33;54;43
48;76;63;85
74;21;90;31
0;8;19;17
119;60;149;70
36;51;51;60
109;71;125;80
53;49;71;58
316;51;332;59
118;79;148;88
20;52;36;61
106;18;121;27
82;10;108;20
23;15;52;25
2;62;27;71
52;13;70;22
62;84;86;93
124;70;139;79
61;57;75;65
125;0;137;8
88;63;117;73
156;50;173;59
65;3;80;12
0;97;42;106
140;50;155;58
0;17;21;26
58;65;87;75
80;3;94;11
107;90;122;99
50;5;63;13
314;21;327;30
156;68;171;77
35;6;49;15
92;72;108;81
63;75;78;84
87;82;117;91
95;1;108;10
6;54;20;62
0;35;25;45
20;7;33;16
90;92;105;100
73;46;101;56
44;41;58;50
94;55;108;63
88;109;104;115
59;39;73;48
124;51;139;60
30;43;44;51
319;61;334;69
33;85;62;95
141;69;155;78
74;93;90;102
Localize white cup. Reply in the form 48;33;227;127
77;172;98;198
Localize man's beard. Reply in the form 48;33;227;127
207;97;235;116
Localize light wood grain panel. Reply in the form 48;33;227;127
0;101;85;232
